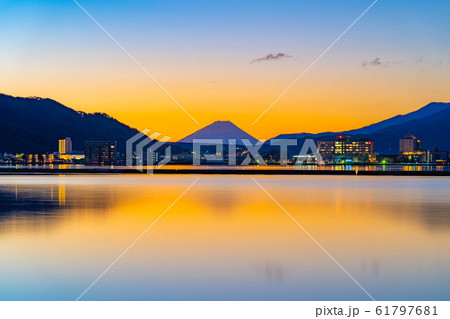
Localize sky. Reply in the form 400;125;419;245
1;0;449;140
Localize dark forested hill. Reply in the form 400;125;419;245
0;94;138;154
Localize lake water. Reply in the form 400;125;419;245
0;175;449;301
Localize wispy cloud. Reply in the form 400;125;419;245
361;57;388;68
361;55;448;69
250;53;293;63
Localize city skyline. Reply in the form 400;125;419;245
0;92;449;159
1;0;449;140
2;119;448;166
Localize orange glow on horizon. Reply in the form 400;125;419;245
3;50;449;140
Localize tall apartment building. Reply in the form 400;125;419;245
84;141;117;165
399;134;423;154
58;137;72;154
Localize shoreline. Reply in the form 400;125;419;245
0;168;449;176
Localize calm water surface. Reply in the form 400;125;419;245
0;175;449;300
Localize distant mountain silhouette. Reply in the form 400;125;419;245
178;120;259;145
1;93;448;155
0;94;138;153
362;107;450;153
346;102;450;135
274;102;450;153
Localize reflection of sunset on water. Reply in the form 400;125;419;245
0;175;449;300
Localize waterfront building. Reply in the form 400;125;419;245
84;141;117;165
430;147;449;163
318;135;376;163
399;134;422;154
59;151;86;162
398;134;430;163
152;151;159;164
26;153;55;164
42;154;55;163
58;137;72;154
400;151;429;163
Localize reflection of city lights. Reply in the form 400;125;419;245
58;182;66;207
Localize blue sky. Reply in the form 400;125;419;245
1;0;449;138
